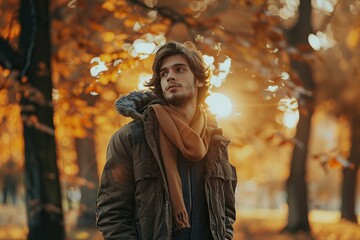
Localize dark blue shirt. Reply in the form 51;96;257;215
172;154;212;240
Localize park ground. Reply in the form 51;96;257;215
1;204;360;240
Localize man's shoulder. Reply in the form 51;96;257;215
112;120;147;146
108;121;146;150
114;120;144;136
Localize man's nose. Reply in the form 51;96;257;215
166;70;175;82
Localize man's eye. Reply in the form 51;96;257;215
160;72;168;78
177;67;185;72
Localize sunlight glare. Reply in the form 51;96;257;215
203;55;215;70
209;57;231;88
90;57;108;77
315;0;336;13
267;85;279;92
280;72;290;80
277;97;299;128
308;30;336;51
308;34;321;51
219;57;231;72
277;0;299;19
283;109;299;128
205;93;233;118
52;88;59;101
138;73;152;90
133;39;156;54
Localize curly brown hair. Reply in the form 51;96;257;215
144;41;211;105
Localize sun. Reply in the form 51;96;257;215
205;93;232;118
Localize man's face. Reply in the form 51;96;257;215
159;55;204;107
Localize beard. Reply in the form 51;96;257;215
163;88;197;107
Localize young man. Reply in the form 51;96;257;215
96;41;237;240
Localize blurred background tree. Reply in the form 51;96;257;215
0;0;64;239
313;0;360;223
282;0;314;232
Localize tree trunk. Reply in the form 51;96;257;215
19;0;65;239
74;125;99;228
341;114;360;223
283;0;314;233
284;106;313;232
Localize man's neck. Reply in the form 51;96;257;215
169;99;198;124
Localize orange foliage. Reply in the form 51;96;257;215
0;89;24;168
1;0;356;190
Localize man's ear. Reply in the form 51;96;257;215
196;80;204;87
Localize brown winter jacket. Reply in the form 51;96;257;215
96;90;237;240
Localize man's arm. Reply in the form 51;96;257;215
224;152;237;240
224;144;237;240
96;128;138;240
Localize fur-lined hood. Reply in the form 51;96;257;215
114;90;161;122
114;90;219;131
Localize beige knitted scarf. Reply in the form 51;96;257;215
150;104;211;231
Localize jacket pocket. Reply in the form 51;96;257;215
134;157;162;218
208;160;236;239
209;161;234;210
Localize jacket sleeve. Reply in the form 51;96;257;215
96;128;138;240
225;153;237;240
